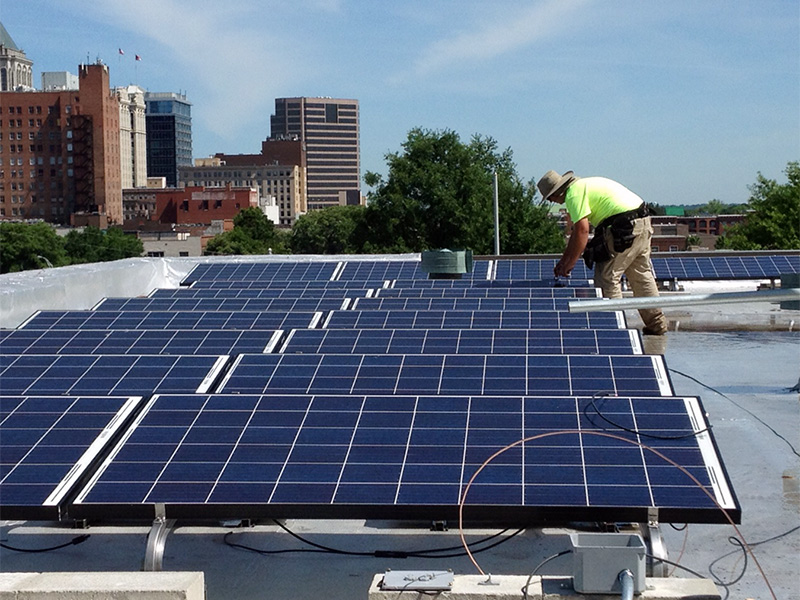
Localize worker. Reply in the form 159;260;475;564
537;170;667;335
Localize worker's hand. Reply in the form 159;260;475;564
553;260;572;278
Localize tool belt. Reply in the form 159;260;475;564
582;204;649;269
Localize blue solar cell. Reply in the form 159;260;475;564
0;355;227;396
0;395;142;517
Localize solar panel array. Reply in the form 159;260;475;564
0;256;749;526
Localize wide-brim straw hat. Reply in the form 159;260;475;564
537;170;577;201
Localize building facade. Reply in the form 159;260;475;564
180;158;303;226
0;22;33;92
0;62;123;224
154;185;258;225
145;92;192;187
269;97;360;210
116;85;147;189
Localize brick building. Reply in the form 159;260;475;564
180;155;303;226
0;62;122;224
152;185;257;226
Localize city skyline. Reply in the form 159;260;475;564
4;0;797;208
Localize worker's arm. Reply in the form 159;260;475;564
554;217;590;277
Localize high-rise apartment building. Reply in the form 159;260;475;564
0;62;123;224
116;85;147;188
0;22;33;91
145;92;192;187
269;97;360;210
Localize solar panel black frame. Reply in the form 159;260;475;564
0;394;142;520
69;393;740;525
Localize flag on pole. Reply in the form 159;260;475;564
135;54;141;61
118;48;124;55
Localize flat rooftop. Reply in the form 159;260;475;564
1;256;798;599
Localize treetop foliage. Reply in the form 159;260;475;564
0;223;143;274
715;161;799;250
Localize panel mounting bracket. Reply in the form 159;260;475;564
143;504;175;572
642;507;668;577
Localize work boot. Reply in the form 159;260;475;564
642;325;667;336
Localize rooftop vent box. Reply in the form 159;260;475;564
569;532;646;594
420;249;473;279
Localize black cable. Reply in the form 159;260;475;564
583;391;710;440
707;525;800;597
0;534;90;553
669;368;800;458
522;549;572;600
645;552;707;579
223;520;524;559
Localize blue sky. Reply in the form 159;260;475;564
3;0;798;206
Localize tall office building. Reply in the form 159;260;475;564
0;21;33;91
0;62;123;224
116;85;147;188
269;97;360;210
145;92;192;187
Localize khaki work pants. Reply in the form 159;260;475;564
593;216;668;334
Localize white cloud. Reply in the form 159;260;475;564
70;0;308;147
406;0;592;78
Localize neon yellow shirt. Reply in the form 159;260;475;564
564;177;644;227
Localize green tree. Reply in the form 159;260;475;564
685;234;702;248
291;205;368;254
204;208;288;255
364;128;564;254
63;226;143;264
0;222;68;273
716;162;800;250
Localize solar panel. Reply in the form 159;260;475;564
96;296;351;313
323;309;625;330
187;279;388;290
0;329;282;356
386;278;594;289
0;354;228;396
70;393;739;525
334;260;427;281
150;287;374;300
182;261;340;284
492;259;593;281
19;310;321;331
374;287;601;298
216;353;672;396
279;328;642;355
0;395;142;519
351;297;575;312
651;254;800;280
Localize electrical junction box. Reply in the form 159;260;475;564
569;533;646;594
780;273;800;310
380;570;454;592
420;249;473;279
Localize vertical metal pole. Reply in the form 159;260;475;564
493;171;500;255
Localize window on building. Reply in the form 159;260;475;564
669;245;679;252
